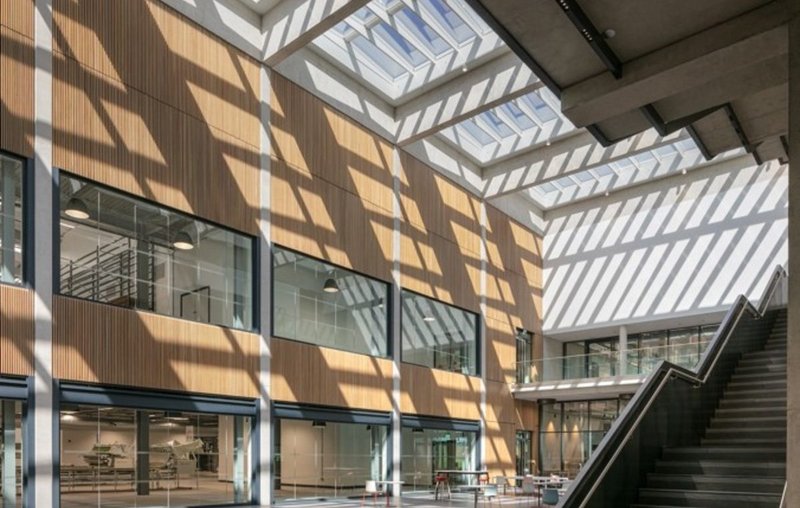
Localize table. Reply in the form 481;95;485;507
374;480;405;507
527;476;569;506
434;471;488;507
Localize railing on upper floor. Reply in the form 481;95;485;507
558;265;787;508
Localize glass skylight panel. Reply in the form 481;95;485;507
556;176;578;189
396;7;449;56
653;145;677;159
574;171;595;183
501;102;536;131
459;119;495;146
426;0;476;43
522;93;558;123
538;181;558;194
373;21;427;67
594;165;614;177
480;110;514;138
351;35;407;78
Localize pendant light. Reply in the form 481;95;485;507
323;273;339;293
64;197;90;220
312;420;327;428
172;230;194;250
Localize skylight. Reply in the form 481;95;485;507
439;88;575;165
311;0;504;102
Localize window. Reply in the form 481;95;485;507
59;404;251;507
400;426;477;491
274;418;388;501
58;174;254;330
272;246;390;357
401;291;478;376
0;399;24;505
515;329;533;383
515;430;533;478
0;154;23;285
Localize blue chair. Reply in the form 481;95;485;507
482;484;499;507
542;488;559;505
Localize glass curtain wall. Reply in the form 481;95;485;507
515;431;533;478
272;246;389;356
59;405;250;508
0;154;23;285
401;291;479;375
274;419;388;501
515;329;533;383
626;324;718;374
0;400;24;507
400;427;476;491
539;399;622;477
58;174;254;330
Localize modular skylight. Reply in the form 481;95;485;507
311;0;504;102
439;88;576;165
527;136;722;209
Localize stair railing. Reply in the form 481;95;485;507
559;265;787;508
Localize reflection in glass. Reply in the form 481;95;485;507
515;431;533;479
58;175;254;330
274;419;387;501
0;154;23;285
400;427;476;491
272;246;389;356
59;404;250;507
515;329;533;383
401;292;478;375
0;400;24;507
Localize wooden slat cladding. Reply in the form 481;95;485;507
52;296;259;398
0;26;34;157
271;338;394;412
485;420;516;478
485;204;542;284
52;0;260;148
53;55;260;235
0;285;34;376
400;363;481;421
515;400;537;431
270;75;394;214
0;0;33;39
271;157;394;281
398;152;482;255
485;317;517;384
485;380;515;424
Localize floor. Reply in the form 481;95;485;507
278;491;541;507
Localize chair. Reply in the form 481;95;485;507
521;477;537;506
361;480;379;506
482;484;499;507
434;474;451;500
494;475;509;495
542;488;560;506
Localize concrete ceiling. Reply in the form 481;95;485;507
466;0;792;164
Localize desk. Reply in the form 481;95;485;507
434;470;489;485
373;480;404;507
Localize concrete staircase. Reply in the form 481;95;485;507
631;310;787;508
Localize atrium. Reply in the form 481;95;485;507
0;0;795;507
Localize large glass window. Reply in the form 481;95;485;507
0;399;24;507
58;174;254;330
272;246;389;356
274;418;388;501
515;431;533;478
516;329;533;383
59;404;250;507
400;426;476;492
401;291;478;376
0;154;23;285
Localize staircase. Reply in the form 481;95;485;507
632;309;787;508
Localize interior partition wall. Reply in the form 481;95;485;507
400;416;479;492
0;378;28;508
272;403;390;502
57;384;256;508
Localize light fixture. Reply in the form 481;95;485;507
312;420;327;428
64;197;90;219
323;277;339;293
461;65;468;73
412;427;423;433
423;315;436;322
604;191;610;197
172;230;194;250
603;28;616;39
681;169;688;175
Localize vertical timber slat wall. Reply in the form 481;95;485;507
0;285;34;376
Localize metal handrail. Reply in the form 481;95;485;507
559;264;787;508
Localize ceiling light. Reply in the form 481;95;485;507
312;420;327;428
64;197;90;220
323;277;339;293
604;191;610;197
681;169;688;175
461;66;468;73
603;28;616;39
172;231;194;250
545;140;551;147
423;315;436;322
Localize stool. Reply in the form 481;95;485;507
434;474;451;500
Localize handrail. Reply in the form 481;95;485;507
560;265;787;508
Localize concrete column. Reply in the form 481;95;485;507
390;147;403;502
2;401;16;508
257;64;273;506
786;11;800;507
33;0;55;506
618;326;628;376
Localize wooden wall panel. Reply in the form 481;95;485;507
271;157;394;281
400;222;481;312
486;204;542;284
270;75;393;214
515;400;537;431
53;55;260;234
0;26;34;157
53;0;260;148
271;338;394;412
0;0;33;39
0;285;34;376
485;317;516;384
53;296;259;398
485;380;515;424
400;362;481;421
485;420;516;478
399;152;482;255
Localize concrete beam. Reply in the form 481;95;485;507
561;0;792;127
261;0;370;66
482;128;688;198
395;52;543;146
